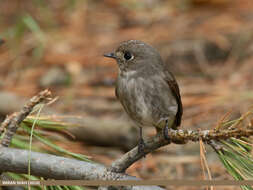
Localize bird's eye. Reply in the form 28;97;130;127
124;51;133;60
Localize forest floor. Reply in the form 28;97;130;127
0;1;253;189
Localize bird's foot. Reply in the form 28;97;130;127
163;120;171;143
138;127;146;155
138;138;145;154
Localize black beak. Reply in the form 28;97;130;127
104;52;116;59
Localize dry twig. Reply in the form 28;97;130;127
0;114;16;136
0;89;52;147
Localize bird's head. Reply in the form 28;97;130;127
104;40;163;74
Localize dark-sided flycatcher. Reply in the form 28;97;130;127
104;40;183;152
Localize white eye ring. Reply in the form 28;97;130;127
124;51;134;60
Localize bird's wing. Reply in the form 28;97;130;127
164;71;183;128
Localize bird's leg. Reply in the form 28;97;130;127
163;120;171;143
138;127;145;154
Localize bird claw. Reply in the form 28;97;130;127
163;120;171;143
138;138;145;154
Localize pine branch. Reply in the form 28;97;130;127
110;121;253;173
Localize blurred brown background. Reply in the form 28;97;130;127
0;0;253;189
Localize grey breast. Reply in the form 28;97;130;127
116;71;178;128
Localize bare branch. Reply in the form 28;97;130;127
0;147;164;190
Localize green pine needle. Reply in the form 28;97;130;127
212;109;253;190
24;117;69;130
21;122;91;162
3;115;91;190
217;137;253;190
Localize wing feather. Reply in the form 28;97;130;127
164;71;183;128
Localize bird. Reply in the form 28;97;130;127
104;40;183;152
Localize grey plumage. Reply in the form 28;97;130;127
104;40;183;149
